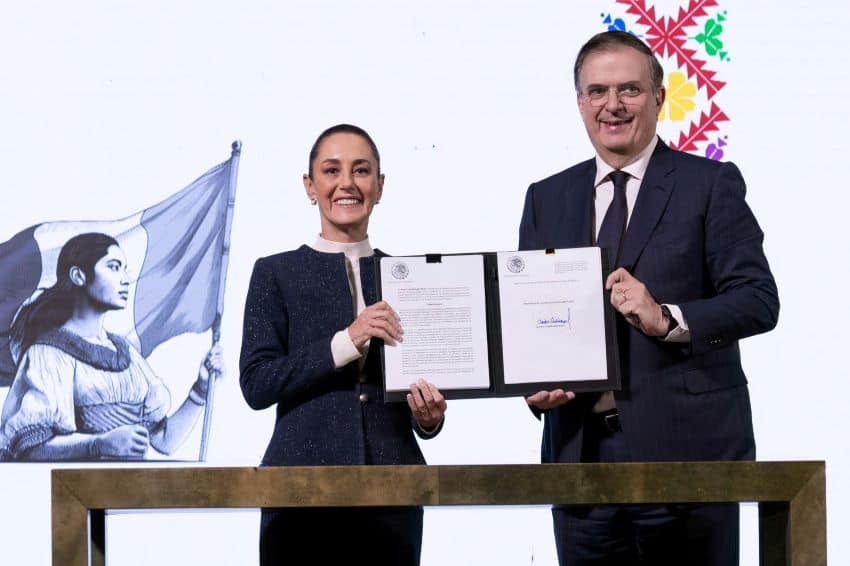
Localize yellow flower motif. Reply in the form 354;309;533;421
658;71;697;122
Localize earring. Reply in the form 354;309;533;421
375;200;380;205
310;199;317;205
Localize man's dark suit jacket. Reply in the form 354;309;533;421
519;139;779;464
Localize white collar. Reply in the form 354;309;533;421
594;136;659;187
310;235;374;260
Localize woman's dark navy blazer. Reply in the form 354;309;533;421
239;245;431;467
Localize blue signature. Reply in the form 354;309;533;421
537;309;572;330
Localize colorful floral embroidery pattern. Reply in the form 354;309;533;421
602;0;730;159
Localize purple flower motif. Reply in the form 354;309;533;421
705;136;728;161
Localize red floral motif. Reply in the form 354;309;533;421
670;103;727;153
616;0;725;97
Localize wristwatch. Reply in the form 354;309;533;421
660;305;679;336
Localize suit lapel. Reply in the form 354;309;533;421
567;160;596;247
618;141;676;270
360;252;386;376
360;253;379;306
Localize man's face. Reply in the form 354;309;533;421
576;46;665;167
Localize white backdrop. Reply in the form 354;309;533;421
1;1;847;564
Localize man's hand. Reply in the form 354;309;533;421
526;389;576;410
606;268;668;337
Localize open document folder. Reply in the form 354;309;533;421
377;247;621;401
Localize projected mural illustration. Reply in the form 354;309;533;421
0;142;240;461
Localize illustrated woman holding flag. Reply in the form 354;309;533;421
0;232;221;460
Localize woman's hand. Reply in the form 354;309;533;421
199;343;224;380
96;424;150;459
198;343;224;385
347;301;403;352
191;343;224;404
148;344;224;454
407;379;447;431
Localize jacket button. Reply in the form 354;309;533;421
359;393;369;403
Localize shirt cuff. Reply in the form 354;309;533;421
414;416;444;439
331;330;363;369
661;304;691;343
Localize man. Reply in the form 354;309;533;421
520;31;779;565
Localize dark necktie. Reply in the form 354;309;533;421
596;170;629;266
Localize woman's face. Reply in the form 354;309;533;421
303;132;384;243
84;245;130;311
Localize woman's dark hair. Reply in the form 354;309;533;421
10;232;119;360
307;123;381;179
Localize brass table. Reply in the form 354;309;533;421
51;461;826;565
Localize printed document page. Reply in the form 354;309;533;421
497;248;608;384
380;255;490;392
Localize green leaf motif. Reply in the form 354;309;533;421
695;18;725;57
704;18;723;39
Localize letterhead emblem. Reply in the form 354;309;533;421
506;256;525;274
391;262;409;280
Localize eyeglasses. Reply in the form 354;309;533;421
581;84;649;107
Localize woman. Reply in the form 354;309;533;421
0;232;221;461
240;124;447;565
